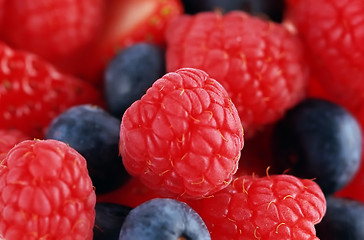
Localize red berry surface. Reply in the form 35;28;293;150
166;11;308;138
97;177;163;208
1;0;104;67
285;0;364;112
0;139;96;240
190;174;326;240
0;129;30;161
119;68;244;199
0;41;102;138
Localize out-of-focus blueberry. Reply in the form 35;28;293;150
119;198;211;240
46;104;130;194
104;43;166;118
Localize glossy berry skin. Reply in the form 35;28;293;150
181;0;285;22
0;139;96;240
271;98;362;195
119;68;244;199
166;11;308;138
104;43;166;118
0;129;30;161
119;198;211;240
190;174;326;240
316;196;364;240
0;41;102;138
1;0;104;66
46;104;130;194
285;0;364;112
93;202;132;240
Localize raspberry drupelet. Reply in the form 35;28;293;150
0;139;96;240
119;68;244;199
166;11;309;138
190;174;327;240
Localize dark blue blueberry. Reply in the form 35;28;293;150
119;198;211;240
94;202;133;240
316;196;364;240
181;0;285;22
271;98;362;195
104;43;166;118
46;104;130;194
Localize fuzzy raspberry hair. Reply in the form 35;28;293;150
0;139;96;239
191;174;326;240
119;68;244;199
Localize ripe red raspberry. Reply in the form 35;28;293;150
0;129;30;161
119;68;244;199
0;139;96;240
0;0;104;67
166;11;308;138
285;0;364;112
0;41;102;138
190;174;326;240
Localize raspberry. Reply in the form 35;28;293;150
119;68;244;199
190;174;326;240
1;0;104;67
0;139;96;240
0;41;102;138
285;0;364;111
166;11;308;138
0;129;30;161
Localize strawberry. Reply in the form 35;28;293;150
0;41;102;139
77;0;184;84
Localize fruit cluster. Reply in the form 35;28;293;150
1;0;364;239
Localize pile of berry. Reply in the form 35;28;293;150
1;0;364;239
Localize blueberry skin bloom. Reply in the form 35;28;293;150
46;104;130;194
272;98;362;195
316;196;364;240
119;198;211;240
104;43;166;118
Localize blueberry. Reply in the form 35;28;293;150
181;0;285;22
46;104;130;194
94;202;133;240
271;98;362;195
119;198;211;240
316;196;364;240
104;43;166;118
